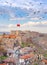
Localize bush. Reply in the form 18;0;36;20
0;56;7;61
21;42;26;48
44;53;47;59
34;63;38;65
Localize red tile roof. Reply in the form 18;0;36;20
42;59;47;64
3;34;16;38
0;63;6;65
3;35;9;38
9;35;16;38
20;53;34;59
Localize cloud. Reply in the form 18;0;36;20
30;17;40;20
21;22;39;27
10;17;26;21
21;21;47;27
0;21;47;28
21;21;47;33
0;21;47;33
8;24;15;28
10;17;40;21
41;21;47;24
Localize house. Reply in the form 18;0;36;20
0;35;3;39
9;35;16;39
0;63;6;65
14;46;21;58
20;53;34;60
6;48;15;57
3;57;16;65
20;47;33;54
3;35;9;38
3;34;16;39
0;52;3;56
14;46;21;51
42;59;47;64
19;53;34;65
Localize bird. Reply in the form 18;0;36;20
5;1;8;4
37;11;40;13
10;3;12;5
44;12;47;14
40;3;42;5
34;12;36;14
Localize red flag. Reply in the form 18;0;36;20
17;24;20;27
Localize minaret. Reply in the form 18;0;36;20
16;24;22;46
16;24;20;36
16;30;19;36
16;30;22;46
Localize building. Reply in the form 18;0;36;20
0;63;6;65
20;47;33;54
42;59;47;65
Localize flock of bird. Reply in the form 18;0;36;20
0;0;47;20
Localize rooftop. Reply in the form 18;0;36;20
3;57;16;63
42;59;47;64
0;63;6;65
20;53;34;59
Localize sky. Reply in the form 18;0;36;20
0;0;47;33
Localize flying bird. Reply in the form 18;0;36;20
40;3;42;5
39;17;42;20
37;11;40;13
44;12;47;14
10;3;12;5
34;12;36;14
42;17;44;18
5;1;8;4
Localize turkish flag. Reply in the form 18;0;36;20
17;24;20;27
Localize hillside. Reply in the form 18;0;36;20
0;30;47;51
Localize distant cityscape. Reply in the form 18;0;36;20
0;30;47;65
